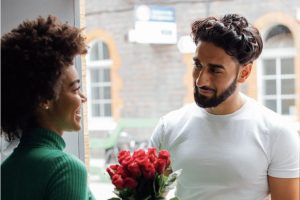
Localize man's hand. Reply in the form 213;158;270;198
268;176;299;200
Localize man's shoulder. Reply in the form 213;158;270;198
162;103;197;122
245;96;297;133
245;96;282;121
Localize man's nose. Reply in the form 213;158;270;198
195;68;210;87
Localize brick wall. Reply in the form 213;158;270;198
85;0;300;125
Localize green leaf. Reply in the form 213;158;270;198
118;188;134;199
169;197;180;200
164;169;182;192
107;198;121;200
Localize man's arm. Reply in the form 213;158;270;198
268;176;299;200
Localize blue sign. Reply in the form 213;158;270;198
148;5;176;22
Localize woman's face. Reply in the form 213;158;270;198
43;65;87;135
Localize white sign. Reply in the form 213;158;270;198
129;5;177;44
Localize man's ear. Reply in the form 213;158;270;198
238;63;252;83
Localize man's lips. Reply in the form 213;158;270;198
197;87;216;96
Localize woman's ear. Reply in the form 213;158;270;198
238;63;252;83
39;100;52;111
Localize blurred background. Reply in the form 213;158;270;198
83;0;300;198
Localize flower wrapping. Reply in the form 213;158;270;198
106;147;181;200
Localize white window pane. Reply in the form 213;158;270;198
264;79;276;95
281;58;294;74
263;59;276;75
103;86;111;99
100;42;110;60
264;99;277;112
281;79;295;95
281;99;296;115
90;69;100;83
91;87;100;100
91;104;101;117
104;103;112;116
90;43;99;61
103;68;111;82
89;41;110;61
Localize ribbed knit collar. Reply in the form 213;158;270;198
19;128;66;150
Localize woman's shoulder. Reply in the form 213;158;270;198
45;150;86;171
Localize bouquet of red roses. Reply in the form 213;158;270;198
106;147;181;200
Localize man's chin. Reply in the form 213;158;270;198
195;101;212;108
194;95;213;108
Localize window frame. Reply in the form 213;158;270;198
86;40;115;130
257;47;297;120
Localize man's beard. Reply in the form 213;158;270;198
194;78;237;108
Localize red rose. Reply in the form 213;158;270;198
112;174;124;189
106;167;115;178
158;150;171;167
147;147;157;156
132;149;148;166
106;164;119;178
135;157;149;167
118;150;131;159
118;150;131;165
155;158;166;174
123;177;138;189
132;149;146;159
142;162;156;179
127;161;142;178
120;156;133;167
116;165;128;178
147;147;158;163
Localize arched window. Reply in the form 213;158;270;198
86;40;113;129
258;25;296;117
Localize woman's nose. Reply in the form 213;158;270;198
80;92;87;103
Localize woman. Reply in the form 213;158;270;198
1;16;95;200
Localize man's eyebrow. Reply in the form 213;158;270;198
193;57;199;62
208;63;225;69
69;79;80;87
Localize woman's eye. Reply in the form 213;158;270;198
73;86;81;92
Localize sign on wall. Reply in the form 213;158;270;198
129;5;177;44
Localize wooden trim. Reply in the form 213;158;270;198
78;0;91;168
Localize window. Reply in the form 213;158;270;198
86;41;113;129
258;25;296;116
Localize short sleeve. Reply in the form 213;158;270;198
46;154;90;200
268;126;300;178
150;117;166;150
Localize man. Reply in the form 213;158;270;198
150;14;299;200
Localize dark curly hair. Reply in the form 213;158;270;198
1;15;87;141
191;14;263;65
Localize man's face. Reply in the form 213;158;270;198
193;41;240;108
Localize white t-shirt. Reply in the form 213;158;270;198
150;95;299;200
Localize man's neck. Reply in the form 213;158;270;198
205;92;245;115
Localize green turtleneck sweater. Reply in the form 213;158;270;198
1;128;95;200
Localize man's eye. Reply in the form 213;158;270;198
194;63;202;69
210;68;222;73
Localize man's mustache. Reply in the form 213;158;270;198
196;86;216;93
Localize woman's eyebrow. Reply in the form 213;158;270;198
69;79;80;87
